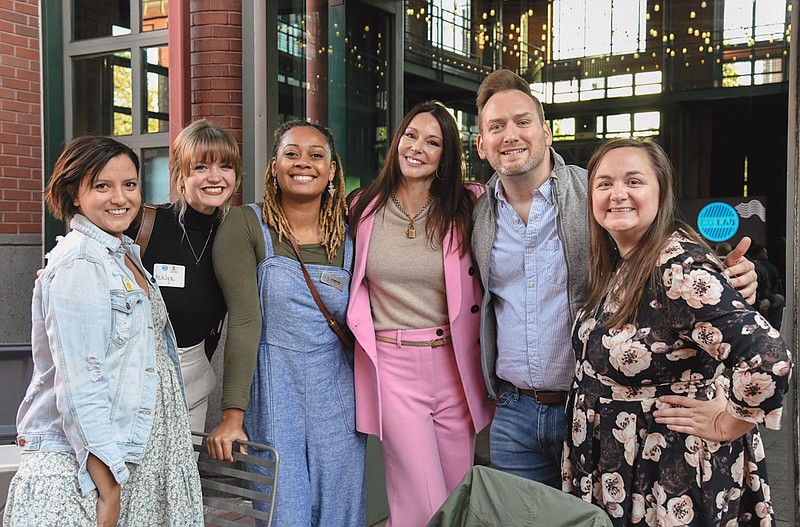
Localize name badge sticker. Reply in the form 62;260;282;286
153;263;186;288
121;275;136;292
320;271;346;291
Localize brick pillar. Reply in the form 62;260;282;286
189;0;243;144
0;0;42;235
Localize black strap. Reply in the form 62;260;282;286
287;236;355;351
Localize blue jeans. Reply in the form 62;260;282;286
489;385;566;488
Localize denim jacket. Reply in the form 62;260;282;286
16;214;183;495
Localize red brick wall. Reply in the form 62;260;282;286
190;0;243;143
0;0;41;235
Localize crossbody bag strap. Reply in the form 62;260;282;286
134;204;158;258
288;236;355;351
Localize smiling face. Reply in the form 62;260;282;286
591;146;661;256
477;89;553;188
272;126;335;204
73;154;141;238
183;159;236;214
397;111;443;184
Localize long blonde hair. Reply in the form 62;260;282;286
583;138;709;328
261;120;347;262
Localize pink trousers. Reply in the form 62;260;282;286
375;326;475;527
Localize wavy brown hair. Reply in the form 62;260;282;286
583;138;709;328
262;120;347;262
349;100;475;254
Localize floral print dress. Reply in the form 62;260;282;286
3;286;203;527
562;237;792;527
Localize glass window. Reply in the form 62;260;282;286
73;0;131;40
277;0;390;190
607;74;633;98
531;81;552;104
429;0;471;56
144;46;169;133
605;113;631;138
142;0;169;32
142;147;170;204
722;61;753;87
634;71;662;95
633;111;660;137
724;0;786;45
551;118;576;141
73;51;133;136
553;0;646;60
754;58;783;85
553;79;579;103
580;77;605;101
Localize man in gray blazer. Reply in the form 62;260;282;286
471;69;757;488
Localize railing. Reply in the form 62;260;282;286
403;1;790;100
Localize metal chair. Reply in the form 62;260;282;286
192;431;280;527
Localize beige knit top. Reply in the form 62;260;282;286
365;200;449;331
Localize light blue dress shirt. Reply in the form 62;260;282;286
488;177;575;391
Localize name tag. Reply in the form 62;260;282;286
121;275;136;292
153;263;186;288
320;271;346;291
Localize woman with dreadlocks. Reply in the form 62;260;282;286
206;121;366;527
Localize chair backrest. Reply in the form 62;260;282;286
192;431;280;527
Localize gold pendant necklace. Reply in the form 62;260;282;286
185;224;214;266
390;191;433;239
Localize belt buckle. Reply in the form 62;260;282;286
430;337;446;348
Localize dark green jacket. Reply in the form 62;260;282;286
428;466;613;527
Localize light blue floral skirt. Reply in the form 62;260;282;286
3;291;203;527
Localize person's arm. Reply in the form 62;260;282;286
207;206;262;461
45;255;130;493
87;454;121;527
653;241;792;441
721;236;758;305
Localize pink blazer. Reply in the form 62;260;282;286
347;188;495;439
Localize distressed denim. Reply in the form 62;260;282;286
489;385;566;488
16;214;182;495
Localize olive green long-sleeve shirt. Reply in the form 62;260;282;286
212;204;344;411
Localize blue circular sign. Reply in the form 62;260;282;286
697;202;739;242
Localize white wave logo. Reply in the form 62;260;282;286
734;199;766;223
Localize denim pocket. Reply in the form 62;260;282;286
110;290;143;344
497;388;516;407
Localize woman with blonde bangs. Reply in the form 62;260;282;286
126;118;242;435
207;121;365;526
562;138;792;526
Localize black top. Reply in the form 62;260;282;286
126;204;226;349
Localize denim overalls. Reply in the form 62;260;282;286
243;204;366;527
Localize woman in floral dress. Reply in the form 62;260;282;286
562;138;792;526
4;137;203;527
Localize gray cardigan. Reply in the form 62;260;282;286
471;148;590;399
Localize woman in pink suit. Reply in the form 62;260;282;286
347;101;494;527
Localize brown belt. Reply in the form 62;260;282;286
375;334;452;348
502;382;568;405
519;389;568;405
